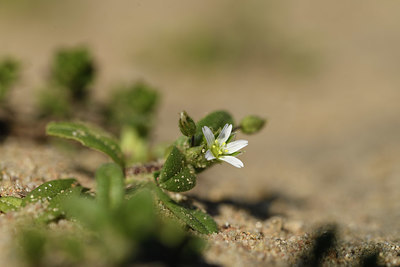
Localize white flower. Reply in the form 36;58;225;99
202;124;248;168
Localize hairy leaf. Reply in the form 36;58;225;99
37;186;84;222
151;184;218;234
158;146;196;192
0;196;22;212
22;178;77;206
187;208;219;234
46;121;125;168
159;165;196;192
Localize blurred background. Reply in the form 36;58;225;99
0;0;399;237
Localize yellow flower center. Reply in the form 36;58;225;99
211;140;227;158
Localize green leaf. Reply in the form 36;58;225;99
159;146;184;183
151;184;218;234
194;110;234;145
187;208;219;234
122;188;158;238
22;178;77;206
46;121;125;168
63;196;109;231
37;186;84;222
95;163;125;210
159;165;196;192
158;146;196;192
0;196;22;212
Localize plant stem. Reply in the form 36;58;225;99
190;135;195;147
124;161;164;177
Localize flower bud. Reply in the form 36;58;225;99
240;115;266;134
179;111;196;137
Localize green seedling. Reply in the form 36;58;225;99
46;110;265;191
105;81;159;138
37;47;95;119
104;82;160;163
43;110;265;232
51;47;95;101
37;48;159;164
0;57;19;102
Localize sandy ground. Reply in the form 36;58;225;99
1;1;400;266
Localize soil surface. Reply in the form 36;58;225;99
1;1;400;266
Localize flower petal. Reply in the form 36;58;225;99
220;156;244;168
205;150;216;160
217;124;232;144
202;126;215;147
226;140;248;154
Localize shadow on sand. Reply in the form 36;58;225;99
188;192;303;221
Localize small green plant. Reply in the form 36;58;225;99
50;47;95;101
37;47;96;118
43;110;265;233
0;57;19;103
104;81;160;163
105;81;159;137
36;48;160;165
